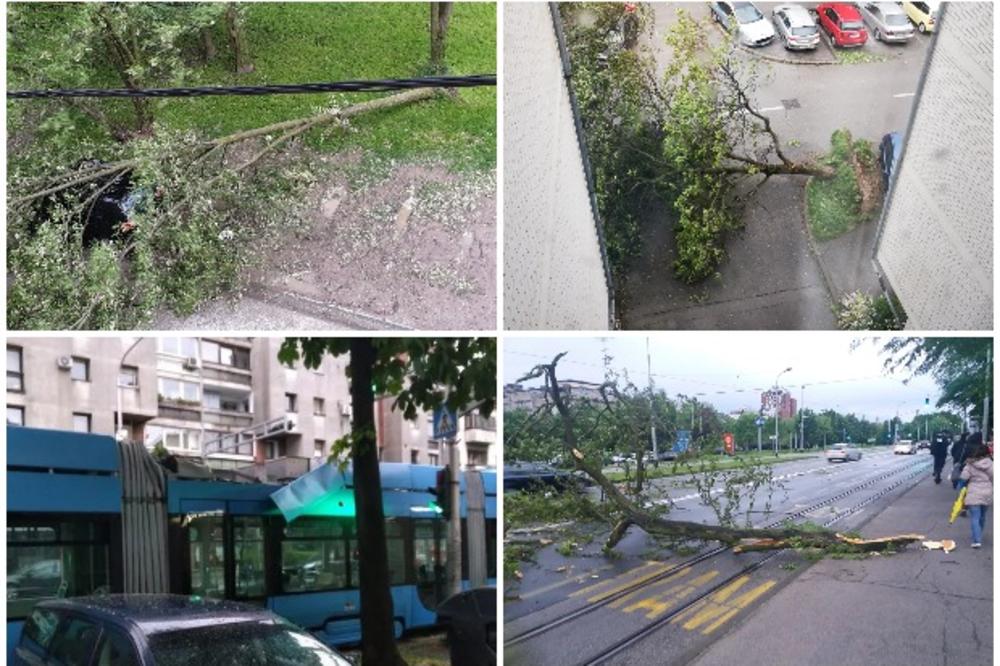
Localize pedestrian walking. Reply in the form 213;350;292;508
931;430;951;484
951;432;970;490
959;442;993;548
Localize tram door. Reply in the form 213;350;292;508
187;516;226;598
414;519;448;610
184;515;267;600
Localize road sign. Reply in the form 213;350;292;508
755;417;765;427
433;407;458;440
674;430;691;454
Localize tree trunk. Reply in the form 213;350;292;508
95;7;153;134
350;339;408;666
429;2;453;72
225;5;254;74
201;26;217;62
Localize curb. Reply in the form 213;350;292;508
735;42;838;66
799;177;841;310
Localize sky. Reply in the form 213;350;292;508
502;334;974;422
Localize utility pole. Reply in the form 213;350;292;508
647;338;658;464
799;385;806;451
983;347;992;441
447;435;462;597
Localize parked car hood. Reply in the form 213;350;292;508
740;17;775;41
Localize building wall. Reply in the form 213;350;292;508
874;2;992;329
7;337;158;441
503;2;611;330
376;398;496;468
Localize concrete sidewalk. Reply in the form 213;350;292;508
690;473;993;666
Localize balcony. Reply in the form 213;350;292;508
463;413;496;446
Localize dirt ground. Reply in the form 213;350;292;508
156;152;496;330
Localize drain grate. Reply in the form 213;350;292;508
781;98;801;109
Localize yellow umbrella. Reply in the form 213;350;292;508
949;487;968;523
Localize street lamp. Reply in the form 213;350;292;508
116;338;144;443
774;367;792;456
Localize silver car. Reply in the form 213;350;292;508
710;2;776;47
858;2;915;42
771;4;820;50
826;442;863;462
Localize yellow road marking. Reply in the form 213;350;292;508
700;580;777;635
621;570;720;619
569;561;660;599
583;563;678;604
609;567;693;609
677;577;778;634
518;565;616;600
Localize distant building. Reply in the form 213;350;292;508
761;390;797;419
504;379;608;412
873;2;992;328
376;399;497;469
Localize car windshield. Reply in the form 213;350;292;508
791;25;818;36
841;20;864;30
148;621;351;666
734;4;763;23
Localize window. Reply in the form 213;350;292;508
71;357;90;382
49;615;101;666
188;516;225;598
159;338;198;357
385;520;406;585
285;393;297;412
95;628;140;666
428;452;439;466
280;519;350;592
22;606;60;653
118;365;138;388
8;406;25;426
72;413;92;433
411;450;419;464
313;397;325;416
203;391;221;410
7;346;24;391
314;439;325;456
7;520;111;618
266;441;287;460
234;517;265;598
158;378;200;402
202;341;250;370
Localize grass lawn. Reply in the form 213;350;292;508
11;3;496;171
165;3;495;171
805;129;876;241
605;450;821;482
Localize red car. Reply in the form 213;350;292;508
816;3;868;47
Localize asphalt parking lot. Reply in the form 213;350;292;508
623;3;933;330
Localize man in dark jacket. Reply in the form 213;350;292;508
931;430;951;484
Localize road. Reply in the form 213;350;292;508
622;3;930;329
505;449;941;665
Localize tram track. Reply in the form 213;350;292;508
505;456;931;650
583;457;932;665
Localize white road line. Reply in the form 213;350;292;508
892;92;915;98
757;105;785;112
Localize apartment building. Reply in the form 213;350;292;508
6;337;350;481
376;397;498;468
504;379;607;412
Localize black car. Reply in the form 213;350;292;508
503;461;576;492
13;594;352;666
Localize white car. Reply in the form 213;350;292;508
710;2;776;47
827;443;862;462
893;440;918;455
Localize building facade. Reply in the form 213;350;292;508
760;390;797;420
873;2;992;328
375;397;497;469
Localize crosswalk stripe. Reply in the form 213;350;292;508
568;561;660;599
609;567;693;609
622;570;720;619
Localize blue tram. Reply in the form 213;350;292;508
6;426;497;660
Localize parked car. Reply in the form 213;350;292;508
710;2;775;47
503;461;576;492
902;1;940;33
826;442;863;462
12;594;353;665
771;4;821;50
858;2;915;42
879;132;903;190
917;440;931;450
894;440;918;455
816;3;868;48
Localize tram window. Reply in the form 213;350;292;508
234;517;266;598
281;518;349;592
7;520;110;619
414;521;445;585
189;517;225;598
486;519;497;578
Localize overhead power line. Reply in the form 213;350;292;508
7;74;496;100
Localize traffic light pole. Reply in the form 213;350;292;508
447;437;462;597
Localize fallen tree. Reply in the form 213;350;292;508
516;352;925;555
7;87;451;330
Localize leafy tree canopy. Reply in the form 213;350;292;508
881;338;993;415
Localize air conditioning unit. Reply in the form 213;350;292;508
340;402;352;417
182;357;200;370
56;356;73;370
